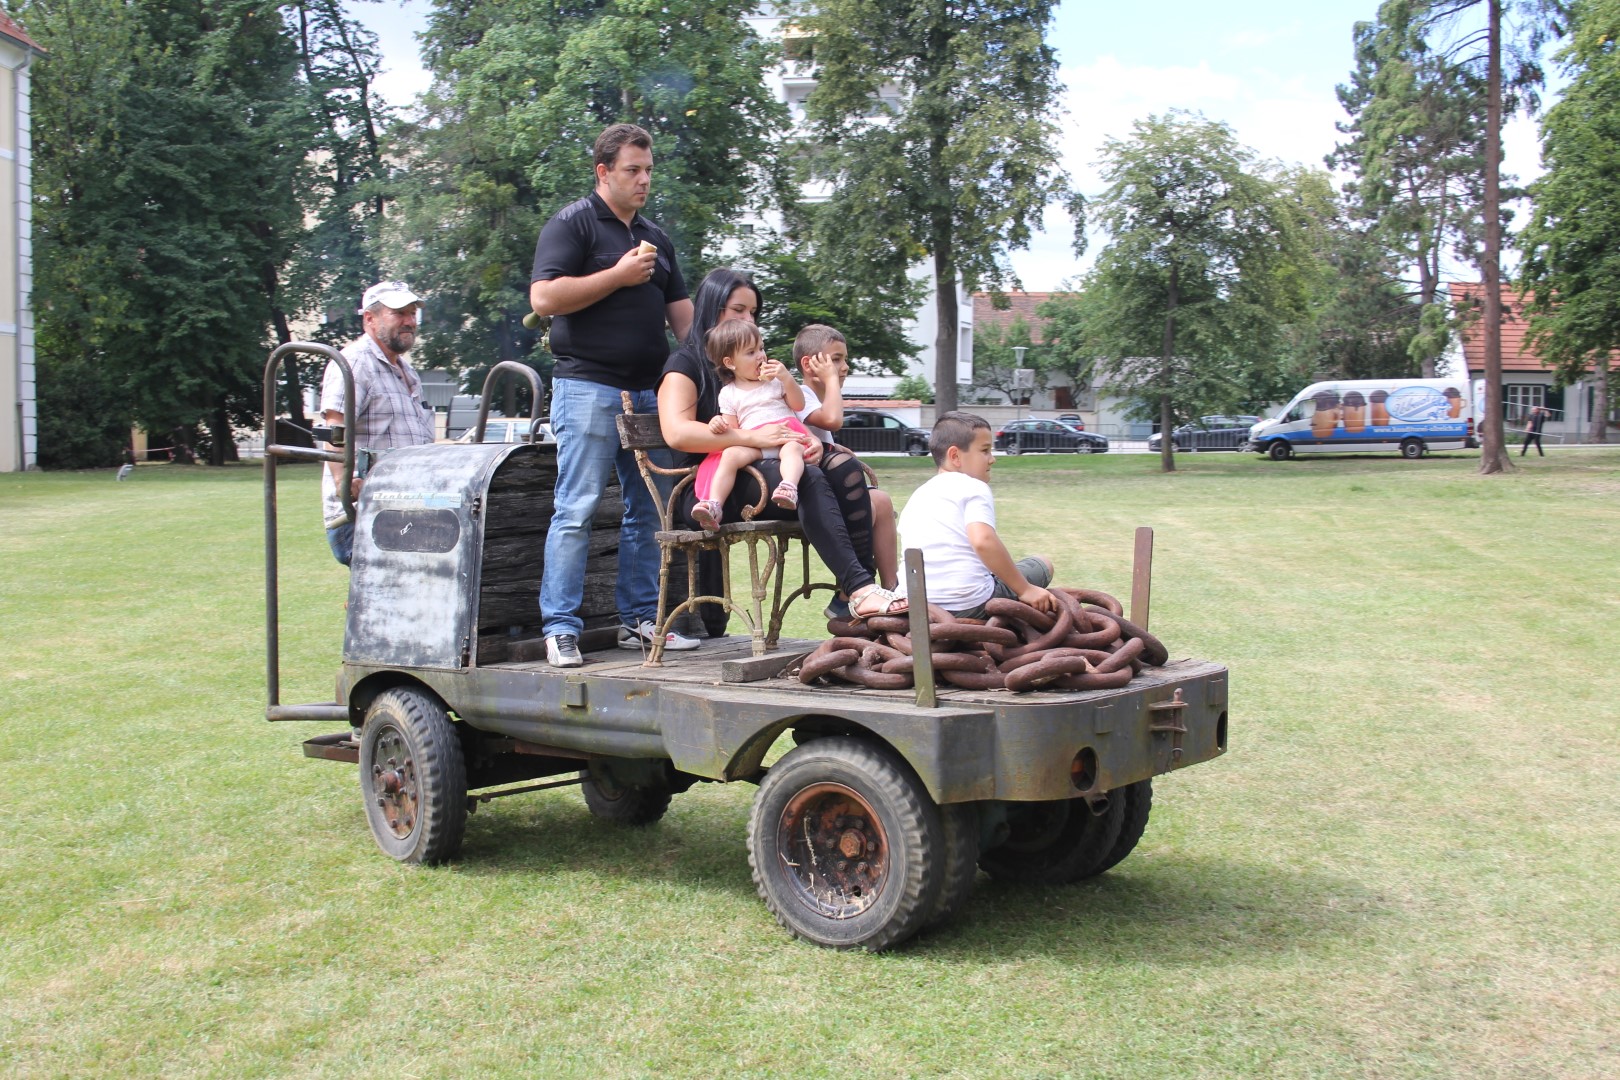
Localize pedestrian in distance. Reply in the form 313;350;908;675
1521;405;1548;457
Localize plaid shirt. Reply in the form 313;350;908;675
319;334;436;528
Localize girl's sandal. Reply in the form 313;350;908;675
849;584;907;622
771;480;799;510
692;499;722;532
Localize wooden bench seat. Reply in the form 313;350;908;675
616;392;836;665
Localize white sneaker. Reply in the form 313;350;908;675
545;634;583;668
618;620;701;651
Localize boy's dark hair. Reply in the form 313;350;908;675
930;411;991;465
594;124;653;170
792;324;847;364
705;320;763;384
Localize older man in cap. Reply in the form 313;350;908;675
319;280;436;566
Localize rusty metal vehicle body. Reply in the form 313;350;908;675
264;344;1230;951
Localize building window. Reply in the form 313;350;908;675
1503;383;1544;422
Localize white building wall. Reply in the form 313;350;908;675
0;37;34;471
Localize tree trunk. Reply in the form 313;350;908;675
1590;360;1610;443
1159;267;1178;474
933;236;959;416
1479;0;1513;475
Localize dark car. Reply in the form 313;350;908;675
1147;415;1260;452
1055;413;1086;430
994;418;1110;454
837;409;931;456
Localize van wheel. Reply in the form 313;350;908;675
359;688;467;864
1267;440;1292;461
748;737;942;951
1401;438;1425;459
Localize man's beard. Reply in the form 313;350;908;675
382;327;415;355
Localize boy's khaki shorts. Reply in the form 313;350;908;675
950;556;1052;620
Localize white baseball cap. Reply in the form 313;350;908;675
359;280;423;313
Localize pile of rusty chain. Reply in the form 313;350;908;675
797;586;1170;693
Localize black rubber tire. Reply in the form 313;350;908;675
924;802;981;929
1267;439;1292;461
359;687;467;865
1400;438;1425;459
580;770;672;826
748;737;943;951
1090;779;1152;876
1005;441;1023;456
978;795;1126;885
906;440;928;457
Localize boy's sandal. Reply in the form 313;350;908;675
849;584;907;621
770;480;799;510
691;499;722;531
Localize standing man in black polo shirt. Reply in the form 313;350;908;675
530;123;696;667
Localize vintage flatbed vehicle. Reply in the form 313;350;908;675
263;345;1230;951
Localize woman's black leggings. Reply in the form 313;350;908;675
676;457;875;597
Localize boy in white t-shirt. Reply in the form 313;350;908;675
898;411;1055;620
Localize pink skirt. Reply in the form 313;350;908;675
694;416;811;501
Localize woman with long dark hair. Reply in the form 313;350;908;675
658;269;902;625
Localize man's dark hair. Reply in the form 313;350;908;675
705;320;763;385
930;411;991;465
793;324;847;364
594;123;653;170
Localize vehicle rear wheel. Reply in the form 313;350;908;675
1400;438;1425;459
977;794;1126;885
581;769;672;826
748;737;942;950
359;687;467;864
906;440;928;457
924;802;981;929
1267;440;1292;461
1004;441;1022;456
1091;780;1152;875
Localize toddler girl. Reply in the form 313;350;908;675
691;320;812;531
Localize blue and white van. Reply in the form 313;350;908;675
1247;379;1477;460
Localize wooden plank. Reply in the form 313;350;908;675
1130;526;1154;629
721;647;813;684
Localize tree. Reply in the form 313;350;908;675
735;228;922;371
1382;0;1566;473
1518;0;1620;442
803;0;1076;416
27;0;311;467
968;315;1048;405
892;374;934;403
1079;112;1307;472
1330;5;1489;378
389;0;788;399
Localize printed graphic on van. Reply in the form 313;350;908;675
1386;386;1457;423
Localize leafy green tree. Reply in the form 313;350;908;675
1330;4;1489;378
1518;0;1620;442
892;374;934;404
1079;112;1307;472
389;0;787;399
735;228;922;372
802;0;1076;415
28;0;311;467
968;315;1048;405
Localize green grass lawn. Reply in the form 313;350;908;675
3;450;1618;1078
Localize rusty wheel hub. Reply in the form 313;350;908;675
369;726;419;839
775;782;888;919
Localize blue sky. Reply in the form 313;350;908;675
354;0;1548;290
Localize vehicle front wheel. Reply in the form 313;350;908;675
1004;441;1022;456
1267;440;1292;461
748;737;943;951
906;440;928;457
977;795;1125;885
1091;779;1152;875
1401;438;1425;459
359;687;467;864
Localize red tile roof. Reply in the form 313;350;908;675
1451;282;1619;374
0;11;44;54
972;292;1077;345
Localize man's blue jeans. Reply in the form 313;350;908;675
540;378;662;639
327;521;354;566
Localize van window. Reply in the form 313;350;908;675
1284;402;1307;423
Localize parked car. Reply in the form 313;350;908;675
1147;415;1260;452
994;418;1110;454
836;409;930;456
1054;413;1086;430
453;417;553;445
